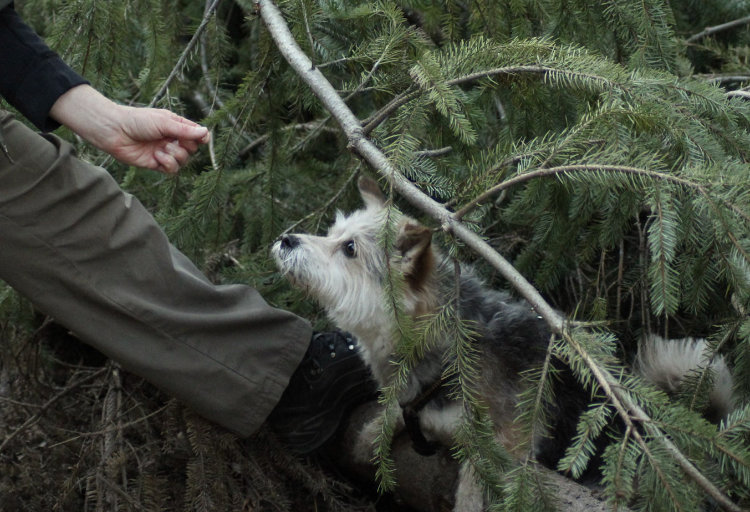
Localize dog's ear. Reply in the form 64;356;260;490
395;220;434;288
358;176;386;211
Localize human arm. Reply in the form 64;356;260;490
49;85;210;174
1;4;209;174
0;4;88;131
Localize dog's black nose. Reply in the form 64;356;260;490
279;234;300;250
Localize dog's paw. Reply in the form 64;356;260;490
454;462;486;512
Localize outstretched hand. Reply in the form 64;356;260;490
97;107;211;174
50;85;210;174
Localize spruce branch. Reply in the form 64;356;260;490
524;334;557;462
256;2;744;510
298;0;316;69
686;15;750;44
362;87;420;135
655;418;750;474
149;0;222;108
360;66;603;135
279;163;361;235
98;364;125;511
563;331;743;512
238;122;337;157
453;164;750;227
48;404;170;449
614;425;634;502
199;0;230;117
93;474;142;510
687;330;735;415
97;0;223;171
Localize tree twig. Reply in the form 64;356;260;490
727;90;750;100
200;0;229;115
48;404;170;449
452;164;750;226
149;0;222;108
686;15;750;44
255;2;743;510
280;163;361;235
238;122;338;157
98;0;223;170
0;367;108;455
415;146;453;158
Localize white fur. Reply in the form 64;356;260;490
455;462;485;512
273;206;409;387
637;335;734;420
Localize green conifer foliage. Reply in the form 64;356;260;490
4;0;750;509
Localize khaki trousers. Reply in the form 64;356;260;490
0;110;311;436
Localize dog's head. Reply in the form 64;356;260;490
271;177;437;334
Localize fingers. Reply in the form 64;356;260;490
154;150;178;174
155;115;210;174
155;139;191;174
117;108;212;173
160;110;211;144
180;139;200;154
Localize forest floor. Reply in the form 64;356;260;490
0;320;618;512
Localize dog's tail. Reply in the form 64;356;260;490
635;335;735;423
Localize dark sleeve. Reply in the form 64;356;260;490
0;4;89;131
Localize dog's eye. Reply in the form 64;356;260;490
343;240;356;258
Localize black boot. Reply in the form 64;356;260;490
267;331;378;455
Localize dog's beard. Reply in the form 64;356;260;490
279;268;310;294
273;247;311;289
273;243;338;306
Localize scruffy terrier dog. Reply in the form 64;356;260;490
272;176;734;510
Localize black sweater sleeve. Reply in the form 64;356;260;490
0;4;89;131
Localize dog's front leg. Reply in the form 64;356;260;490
351;403;405;464
454;461;485;512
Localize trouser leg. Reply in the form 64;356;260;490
0;111;311;436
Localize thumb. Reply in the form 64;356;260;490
160;114;211;144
